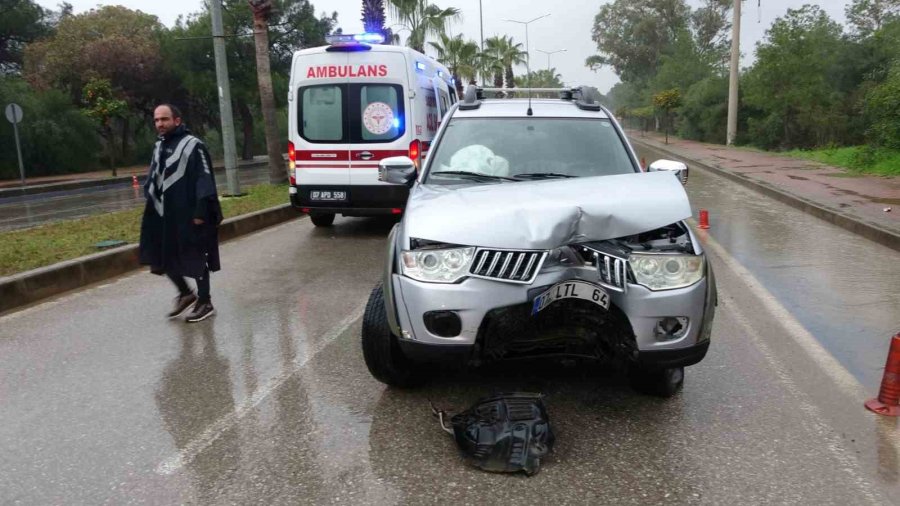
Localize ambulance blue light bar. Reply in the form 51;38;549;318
326;33;385;45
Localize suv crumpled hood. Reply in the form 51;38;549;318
404;172;692;250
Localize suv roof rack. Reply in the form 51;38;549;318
457;84;606;112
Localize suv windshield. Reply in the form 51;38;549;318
424;118;636;184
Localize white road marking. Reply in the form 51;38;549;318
698;227;866;400
155;300;367;475
723;294;883;505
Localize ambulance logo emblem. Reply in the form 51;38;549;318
363;102;395;135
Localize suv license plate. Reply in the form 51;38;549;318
531;281;609;315
310;190;347;202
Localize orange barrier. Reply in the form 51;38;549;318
865;332;900;416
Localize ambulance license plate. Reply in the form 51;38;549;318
310;190;347;202
531;281;609;315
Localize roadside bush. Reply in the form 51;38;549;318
678;76;728;144
0;77;100;179
864;62;900;150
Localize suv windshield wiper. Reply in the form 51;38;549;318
512;172;577;180
430;170;518;182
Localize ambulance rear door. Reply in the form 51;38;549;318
294;51;350;192
345;51;410;187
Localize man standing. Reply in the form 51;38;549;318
140;104;222;322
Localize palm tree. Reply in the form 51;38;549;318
497;35;526;89
482;36;507;89
388;0;459;53
429;33;479;95
361;0;393;43
248;0;286;184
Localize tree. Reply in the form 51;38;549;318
388;0;459;53
429;33;478;95
514;68;564;92
0;0;52;74
361;0;392;43
846;0;900;37
742;6;846;149
82;77;127;175
587;0;692;84
652;88;681;144
481;35;525;89
481;36;507;88
864;62;900;150
248;0;286;184
164;1;335;160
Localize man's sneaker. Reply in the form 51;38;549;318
168;293;197;318
185;301;215;323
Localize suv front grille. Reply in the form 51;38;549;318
574;245;628;292
470;249;546;284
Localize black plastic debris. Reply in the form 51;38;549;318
433;392;554;475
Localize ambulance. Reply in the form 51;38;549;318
287;33;458;226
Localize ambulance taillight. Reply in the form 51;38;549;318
288;141;296;185
409;139;421;167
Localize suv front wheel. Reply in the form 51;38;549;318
361;283;423;387
628;366;685;397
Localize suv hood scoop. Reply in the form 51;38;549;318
405;172;692;250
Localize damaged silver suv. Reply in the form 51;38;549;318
362;86;716;396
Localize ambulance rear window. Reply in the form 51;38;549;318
299;85;344;142
357;85;403;142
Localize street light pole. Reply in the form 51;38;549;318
479;0;485;86
726;0;741;146
535;48;566;71
210;0;240;195
504;14;550;86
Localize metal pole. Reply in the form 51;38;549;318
210;0;241;195
726;0;741;146
12;120;24;185
479;0;485;86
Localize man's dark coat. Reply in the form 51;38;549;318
139;125;222;278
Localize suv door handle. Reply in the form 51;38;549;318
358;151;374;160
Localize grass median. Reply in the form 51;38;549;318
784;146;900;177
0;183;289;277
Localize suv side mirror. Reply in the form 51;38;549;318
648;159;688;185
379;156;417;186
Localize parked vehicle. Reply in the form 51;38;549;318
362;85;717;396
287;33;457;226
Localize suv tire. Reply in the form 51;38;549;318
361;283;423;387
310;213;335;227
628;366;684;397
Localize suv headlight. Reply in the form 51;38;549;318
628;253;704;291
401;247;475;283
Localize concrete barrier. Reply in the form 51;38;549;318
0;203;302;314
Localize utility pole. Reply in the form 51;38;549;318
504;14;550;87
479;0;485;86
726;0;741;146
210;0;241;195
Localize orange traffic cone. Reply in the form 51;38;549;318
698;209;710;229
866;332;900;416
132;175;139;188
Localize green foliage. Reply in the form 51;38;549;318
0;0;52;74
0;183;289;276
785;145;900;176
514;69;564;89
81;78;127;125
742;6;847;149
864;62;900;149
0;76;100;178
388;0;459;53
652;89;681;111
483;35;525;88
429;33;479;93
845;0;900;37
677;75;728;143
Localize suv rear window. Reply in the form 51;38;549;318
298;84;405;143
424;118;636;183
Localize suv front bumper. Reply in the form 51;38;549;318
390;262;715;367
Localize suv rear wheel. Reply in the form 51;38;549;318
310;212;335;227
361;283;423;387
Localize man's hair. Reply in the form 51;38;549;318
156;103;182;119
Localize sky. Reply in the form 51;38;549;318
36;0;851;94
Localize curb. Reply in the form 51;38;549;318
0;203;303;314
630;138;900;253
0;160;269;199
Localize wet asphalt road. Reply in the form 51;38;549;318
2;161;900;503
0;164;272;232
